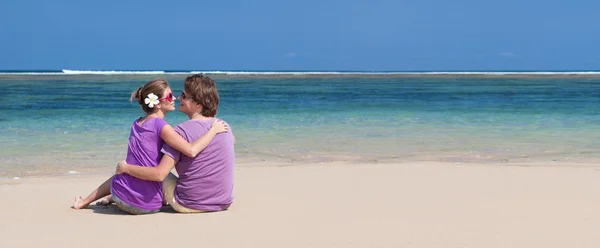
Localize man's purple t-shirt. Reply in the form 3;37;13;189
112;117;167;211
161;118;235;211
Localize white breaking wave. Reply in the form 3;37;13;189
1;70;600;76
189;71;600;75
189;71;347;75
62;69;166;74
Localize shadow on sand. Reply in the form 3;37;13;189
88;204;178;215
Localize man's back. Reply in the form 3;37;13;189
162;118;235;211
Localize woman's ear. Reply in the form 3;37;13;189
154;102;163;111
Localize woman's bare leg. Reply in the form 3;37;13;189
96;195;114;206
72;176;113;209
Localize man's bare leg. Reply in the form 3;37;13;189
72;176;113;209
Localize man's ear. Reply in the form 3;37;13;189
193;102;203;110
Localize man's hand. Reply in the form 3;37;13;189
115;160;127;174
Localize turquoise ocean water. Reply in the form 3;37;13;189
1;70;600;178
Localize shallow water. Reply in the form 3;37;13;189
1;74;600;178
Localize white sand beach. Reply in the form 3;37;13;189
1;162;599;248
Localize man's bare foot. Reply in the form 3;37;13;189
72;196;87;209
96;196;113;206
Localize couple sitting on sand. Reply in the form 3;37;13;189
73;74;235;214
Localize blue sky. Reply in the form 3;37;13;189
1;0;599;71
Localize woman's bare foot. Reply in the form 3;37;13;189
72;196;87;209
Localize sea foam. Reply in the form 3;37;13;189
0;70;599;76
62;69;166;74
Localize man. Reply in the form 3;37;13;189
117;74;235;213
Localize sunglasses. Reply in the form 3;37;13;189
158;90;175;102
180;91;188;99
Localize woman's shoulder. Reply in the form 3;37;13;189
152;117;169;126
132;117;169;131
139;116;168;125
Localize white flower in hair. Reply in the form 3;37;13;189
145;93;160;108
